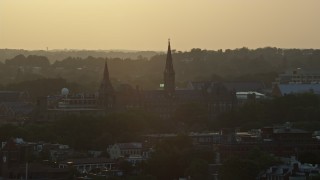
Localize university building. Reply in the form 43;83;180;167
36;41;237;121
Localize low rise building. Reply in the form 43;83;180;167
0;138;70;179
107;143;143;160
273;69;320;85
218;123;320;160
258;156;320;180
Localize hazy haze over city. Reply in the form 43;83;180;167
1;0;320;51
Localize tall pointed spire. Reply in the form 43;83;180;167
164;39;175;95
165;39;173;71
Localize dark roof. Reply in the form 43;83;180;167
188;81;210;90
222;82;265;92
189;81;265;92
274;128;309;134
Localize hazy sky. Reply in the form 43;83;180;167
1;0;320;51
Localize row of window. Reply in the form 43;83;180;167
121;149;141;155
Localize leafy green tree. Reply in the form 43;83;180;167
220;157;260;180
125;174;157;180
146;135;193;180
246;147;280;170
220;149;279;180
311;175;320;180
118;160;133;176
184;159;209;180
299;152;320;164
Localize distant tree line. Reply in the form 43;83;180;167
0;49;158;63
1;47;320;90
0;78;83;101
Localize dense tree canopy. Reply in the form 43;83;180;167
214;93;320;130
0;110;165;150
145;135;213;180
220;148;280;180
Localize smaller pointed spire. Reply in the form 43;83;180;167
100;60;114;92
103;61;110;80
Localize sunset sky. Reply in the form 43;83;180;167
1;0;320;51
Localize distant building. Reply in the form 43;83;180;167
257;156;320;180
273;68;320;85
271;68;320;97
188;81;266;111
236;91;266;104
103;40;236;119
48;144;74;162
0;138;69;179
59;158;115;173
144;132;221;149
218;123;320;160
107;143;143;160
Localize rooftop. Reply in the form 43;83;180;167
60;158;115;165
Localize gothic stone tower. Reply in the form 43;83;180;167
98;61;115;109
164;39;175;95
